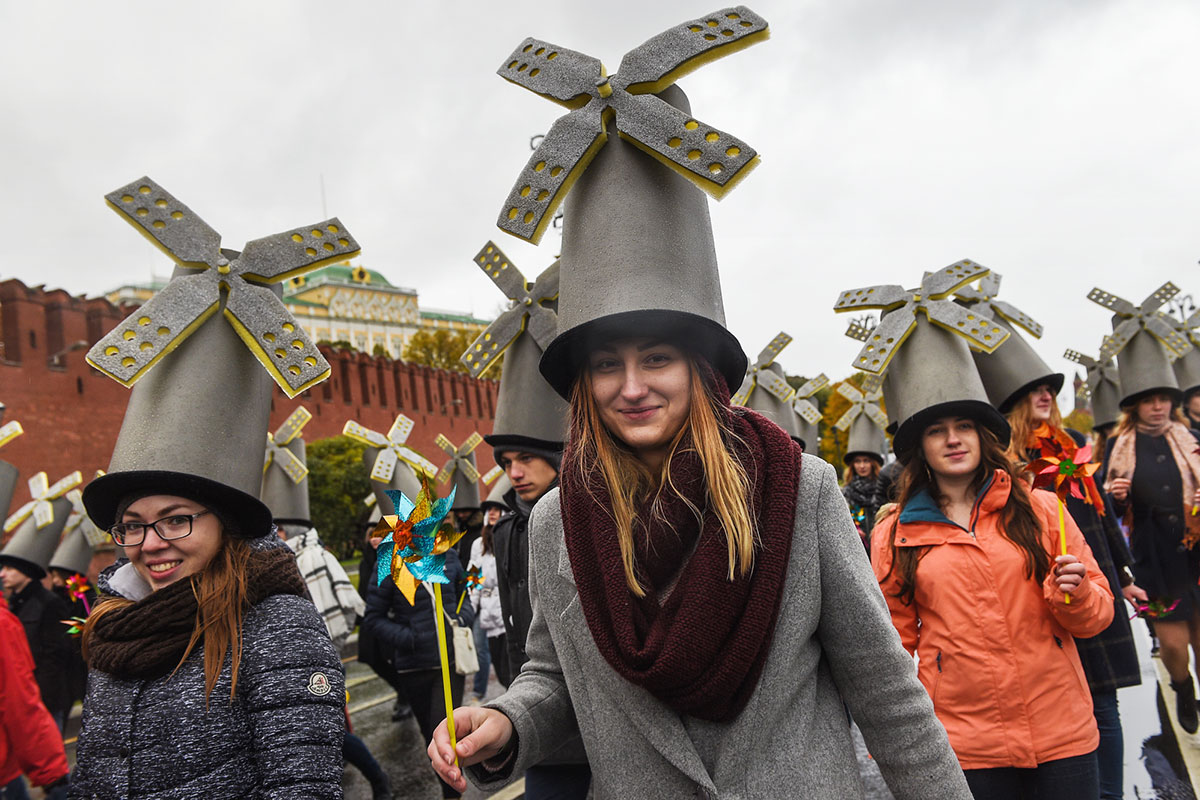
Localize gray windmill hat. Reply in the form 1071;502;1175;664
364;450;422;516
435;433;484;511
791;374;828;453
880;317;1011;461
1065;349;1122;431
834;379;888;466
744;362;801;439
49;528;96;577
844;414;886;466
971;317;1064;414
0;405;20;521
481;474;513;514
343;413;439;517
1169;307;1200;397
1;496;74;580
261;407;314;527
538;85;748;399
1089;283;1191;407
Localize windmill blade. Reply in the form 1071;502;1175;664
925;300;1009;354
3;500;34;533
1146;314;1192;356
223;281;331;398
864;404;889;431
370;448;399;484
844;321;873;343
0;420;22;450
753;332;791;369
46;471;83;500
836;382;863;403
458;459;482;484
496;39;602;109
758;369;794;402
978;271;1002;298
497;103;607;244
105;177;221;268
796;373;829;399
238;219;361;283
794;398;822;425
989;299;1043;338
834;284;910;313
462;308;525;378
482;465;505;486
524;264;562;351
474;241;533;304
436;461;455;485
395;448;439;479
274;446;309;485
342;421;388;449
1063;349;1097;369
921;260;990;298
849;308;917;373
833;405;858;432
860;373;885;397
460;432;485;457
434;434;457;458
1142;282;1180;314
273;407;313;445
617;7;769;93
387;415;416;446
263;442;275;474
1185;308;1200;331
610;91;758;200
1087;288;1137;318
1098;322;1137;361
730;373;756;407
86;272;220;387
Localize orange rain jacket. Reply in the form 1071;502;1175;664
870;469;1114;770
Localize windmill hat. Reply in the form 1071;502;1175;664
956;273;1063;414
81;176;355;535
791;374;828;452
734;333;800;440
1;495;74;580
835;260;1012;462
436;433;484;511
343;413;438;517
1065;348;1122;431
463;243;568;453
261;407;313;527
49;490;109;576
1088;282;1190;407
482;474;513;514
0;405;22;521
836;377;888;466
744;362;801;440
1168;306;1200;396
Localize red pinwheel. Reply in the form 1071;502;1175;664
1025;424;1106;515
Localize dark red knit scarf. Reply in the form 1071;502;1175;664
561;365;802;722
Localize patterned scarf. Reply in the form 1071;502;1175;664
1104;420;1200;546
561;364;802;722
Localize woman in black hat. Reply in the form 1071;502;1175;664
70;474;346;800
842;453;884;544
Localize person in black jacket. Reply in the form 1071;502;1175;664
363;549;473;799
0;561;72;731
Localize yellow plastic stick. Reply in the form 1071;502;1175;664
456;589;467;616
433;583;459;766
1058;498;1070;605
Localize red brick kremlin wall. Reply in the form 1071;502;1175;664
0;278;499;521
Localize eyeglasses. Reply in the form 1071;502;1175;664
108;511;210;547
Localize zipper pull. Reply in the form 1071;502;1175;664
936;652;943;672
1054;635;1063;648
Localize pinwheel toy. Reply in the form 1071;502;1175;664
1129;598;1180;621
371;474;466;763
62;617;87;637
457;564;485;614
65;573;94;614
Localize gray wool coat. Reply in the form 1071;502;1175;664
468;454;971;799
69;563;346;800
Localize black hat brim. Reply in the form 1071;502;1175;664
892;400;1012;464
843;450;886;467
83;470;273;537
539;310;748;402
0;555;46;581
997;373;1066;415
1120;386;1184;409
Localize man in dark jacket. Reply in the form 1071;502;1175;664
0;562;72;731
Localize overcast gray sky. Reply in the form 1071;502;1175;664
2;0;1197;397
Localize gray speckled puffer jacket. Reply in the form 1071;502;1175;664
68;562;346;799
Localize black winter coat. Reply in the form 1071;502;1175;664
9;581;73;714
362;548;474;672
69;566;346;800
493;492;535;674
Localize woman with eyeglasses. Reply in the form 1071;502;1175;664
69;475;346;800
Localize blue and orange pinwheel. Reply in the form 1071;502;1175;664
374;474;459;605
1026;423;1105;514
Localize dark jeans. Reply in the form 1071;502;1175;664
344;731;387;788
964;752;1099;800
396;668;465;799
472;616;491;697
524;763;593;800
1092;689;1123;800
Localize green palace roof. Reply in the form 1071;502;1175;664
284;263;415;296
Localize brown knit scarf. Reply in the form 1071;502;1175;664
561;366;802;723
1104;419;1200;546
88;547;306;680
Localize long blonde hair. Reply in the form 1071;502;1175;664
82;534;252;703
568;359;755;597
1005;389;1064;464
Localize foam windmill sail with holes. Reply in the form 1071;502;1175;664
0;471;81;581
1088;282;1191;406
1167;304;1200;397
49;489;108;579
955;271;1064;415
80;177;344;541
732;332;801;440
834;375;888;466
835;260;1012;461
261;406;314;528
460;242;569;458
0;402;23;521
86;177;359;398
495;7;769;244
435;433;491;511
342;414;440;516
1064;348;1122;432
791;374;828;453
